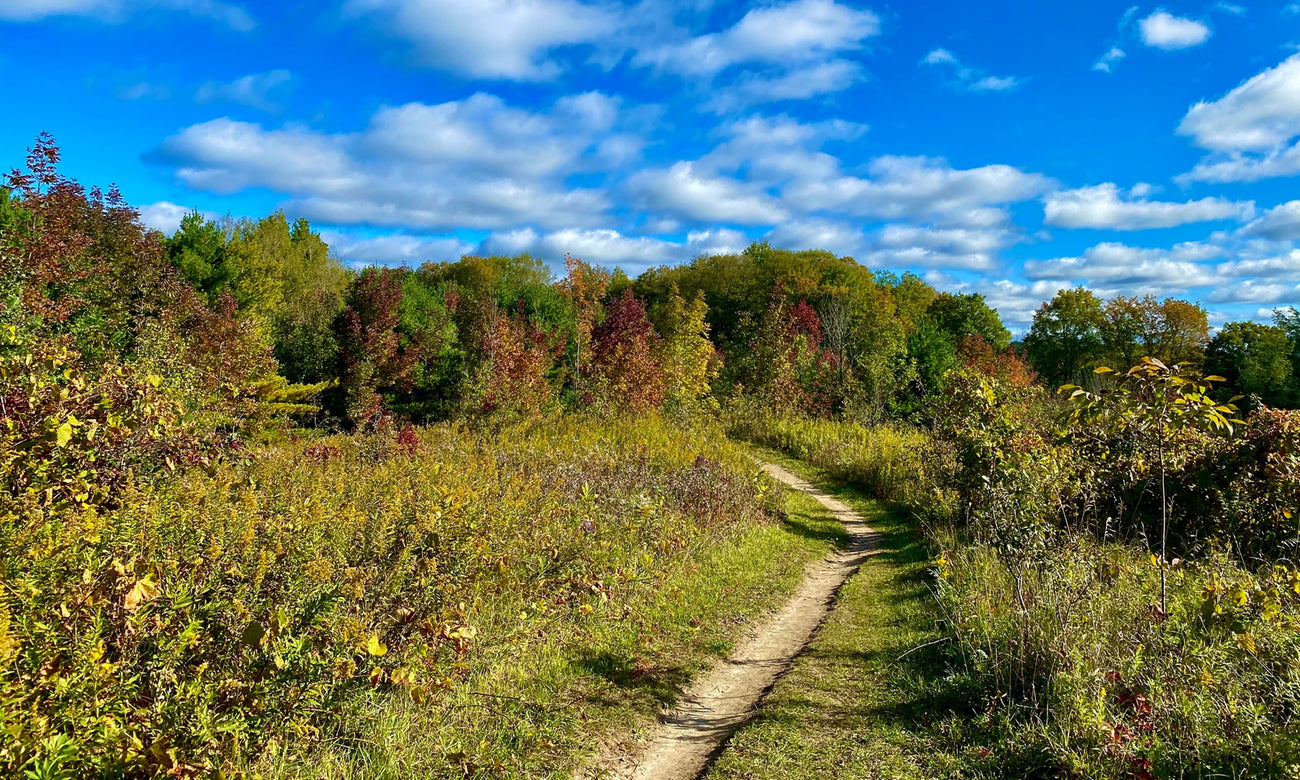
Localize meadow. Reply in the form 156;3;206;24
3;136;1299;778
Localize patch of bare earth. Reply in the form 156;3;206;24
590;463;881;780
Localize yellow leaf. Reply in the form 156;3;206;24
55;422;73;448
124;577;160;612
365;635;388;656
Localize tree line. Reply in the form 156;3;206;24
3;133;1296;501
1025;286;1299;406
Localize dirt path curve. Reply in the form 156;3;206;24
595;463;880;780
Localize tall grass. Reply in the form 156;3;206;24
726;412;931;507
0;415;828;779
734;409;1300;778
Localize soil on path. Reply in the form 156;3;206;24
594;462;881;780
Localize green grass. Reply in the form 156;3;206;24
705;451;978;780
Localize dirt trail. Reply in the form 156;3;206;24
594;462;880;780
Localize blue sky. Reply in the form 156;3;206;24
3;0;1300;330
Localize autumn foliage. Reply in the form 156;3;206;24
586;289;665;413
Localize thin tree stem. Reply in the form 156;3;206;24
1160;429;1168;616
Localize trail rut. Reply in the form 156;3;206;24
594;462;880;780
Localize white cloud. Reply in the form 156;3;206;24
150;92;627;231
1139;10;1210;49
321;231;475;268
702;114;862;186
137;201;212;233
784;155;1053;226
1024;241;1221;291
1093;46;1126;73
863;223;1010;271
480;226;747;270
878;223;1013;255
1216;252;1300;283
1176;54;1300;183
764;219;865;257
1180;54;1300;152
629;161;788;225
343;0;615;80
1180;145;1300;183
1239;200;1300;240
0;0;254;30
924;275;1064;328
920;48;1022;92
1043;183;1253;229
705;59;865;112
195;70;293;112
637;0;880;78
1209;280;1299;303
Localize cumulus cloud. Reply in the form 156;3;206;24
1043;183;1253;229
923;275;1066;329
637;0;879;78
1209;279;1300;304
0;0;255;29
195;70;293;112
1216;251;1300;282
1024;241;1221;293
701;114;862;186
764;219;865;258
343;0;615;80
321;231;475;268
137;201;212;233
1139;10;1210;49
1239;200;1300;240
705;59;865;112
920;48;1022;92
1178;54;1300;182
1180;54;1300;152
860;223;1022;271
628;162;788;225
149;92;627;231
783;155;1054;226
480;226;747;270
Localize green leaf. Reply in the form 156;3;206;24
241;621;265;648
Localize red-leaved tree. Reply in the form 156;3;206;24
586;289;665;413
334;268;418;427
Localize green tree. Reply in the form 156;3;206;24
656;283;718;416
907;316;958;399
928;292;1011;351
166;210;228;294
1205;321;1294;406
1063;359;1239;613
1024;287;1106;385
